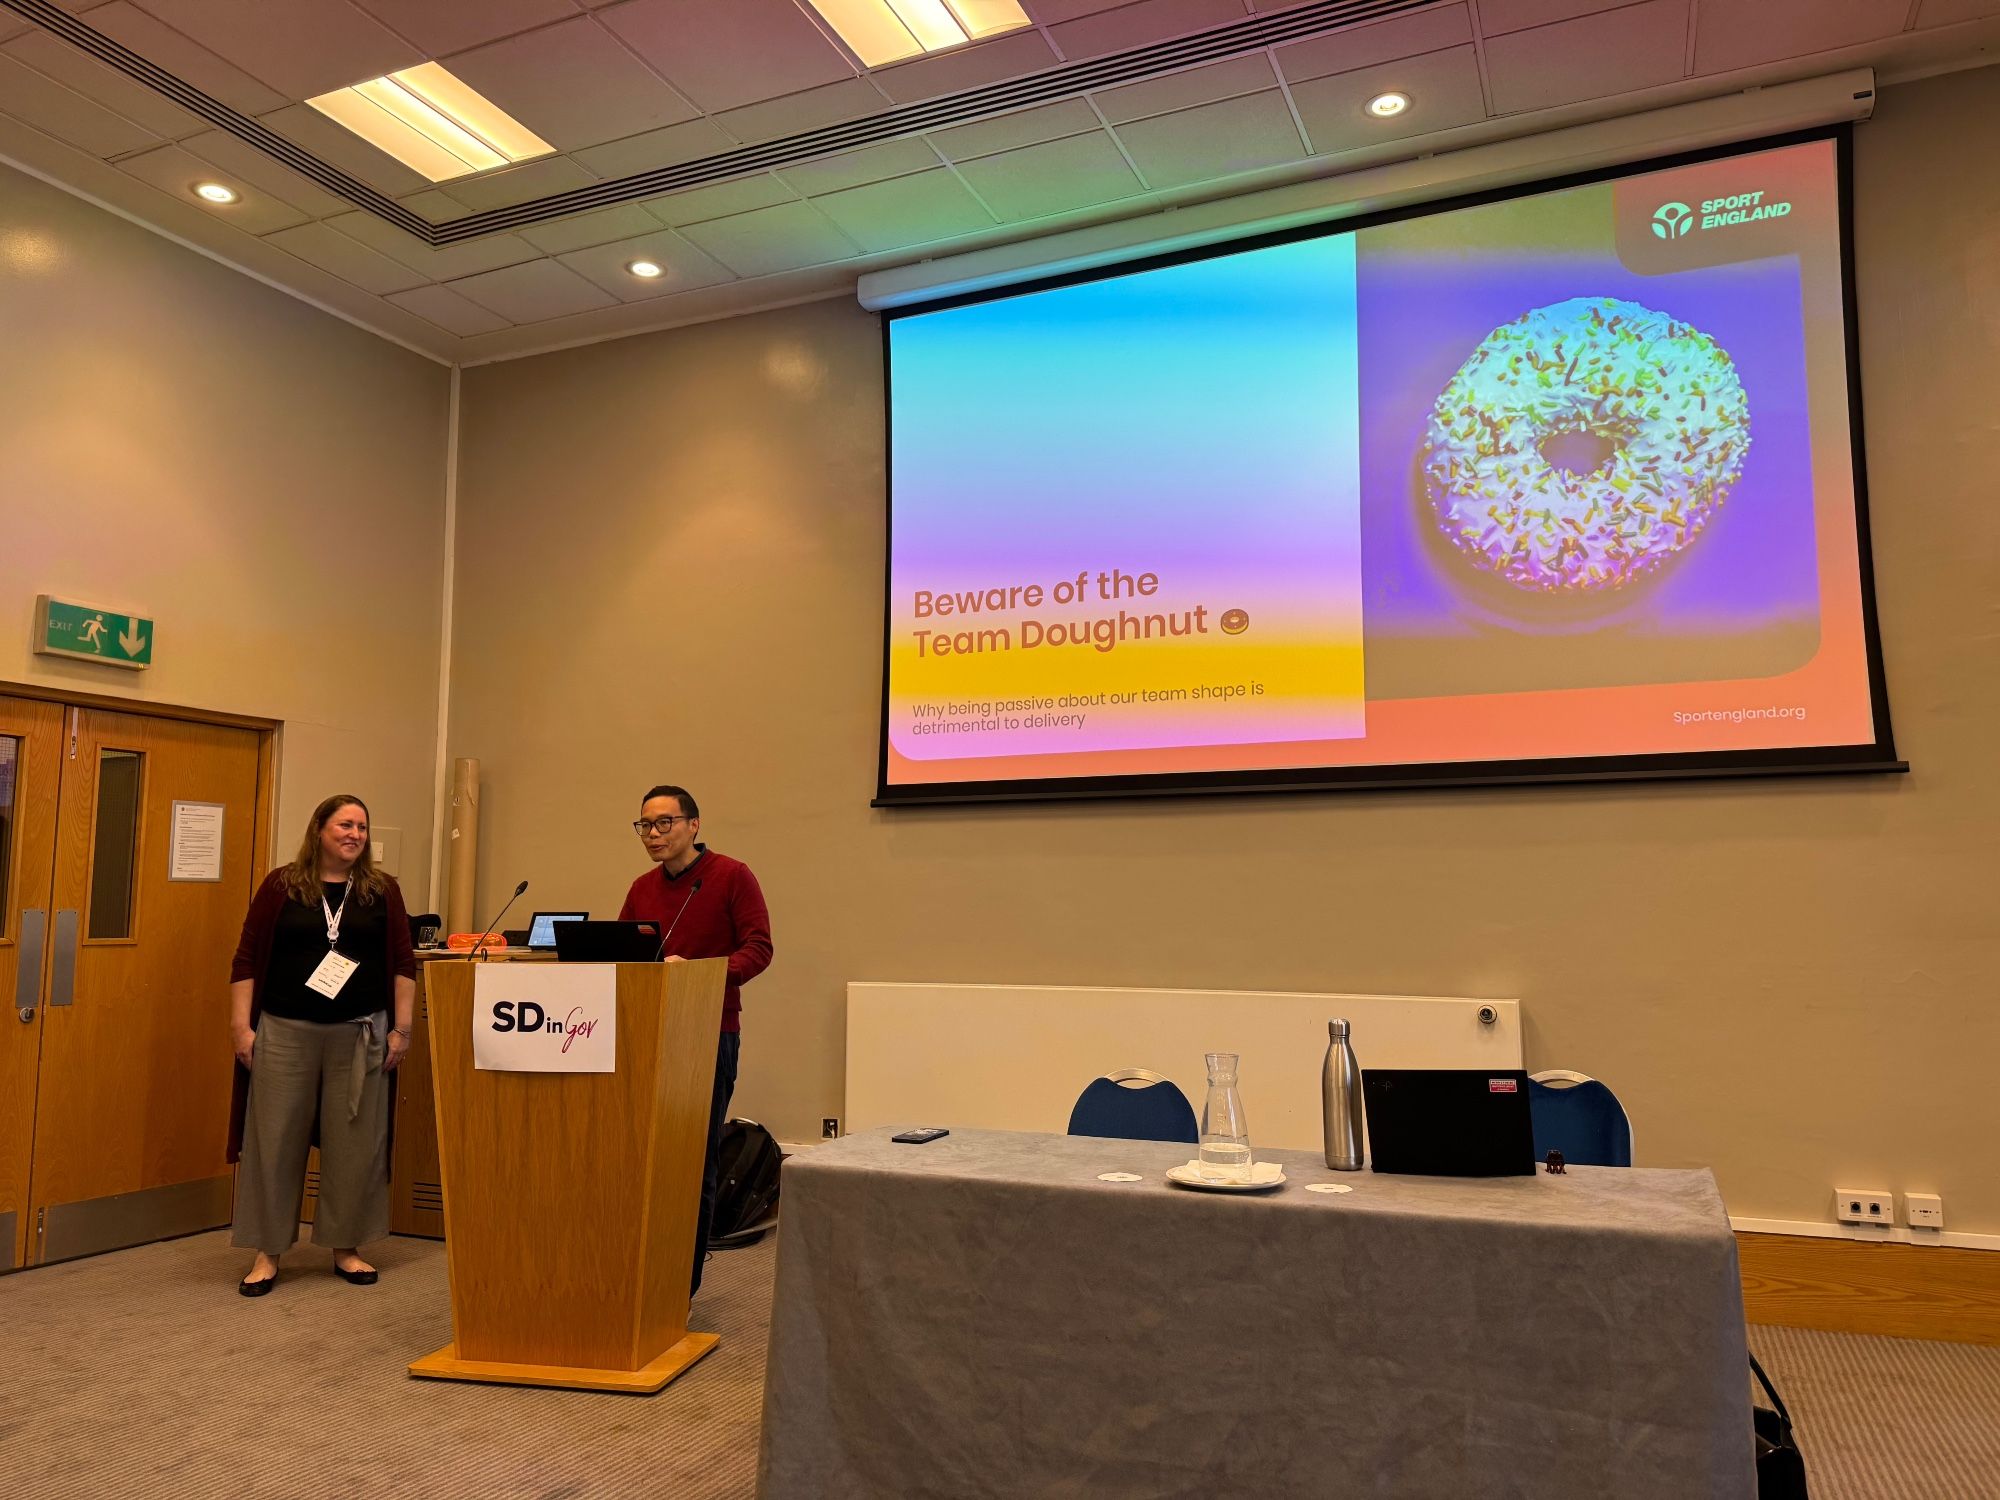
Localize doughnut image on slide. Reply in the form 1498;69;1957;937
1423;297;1750;594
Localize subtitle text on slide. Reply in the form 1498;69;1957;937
907;683;1264;737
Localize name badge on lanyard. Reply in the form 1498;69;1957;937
306;877;358;999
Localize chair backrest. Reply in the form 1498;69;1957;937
1528;1071;1633;1167
1067;1069;1199;1145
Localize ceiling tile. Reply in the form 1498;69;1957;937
807;167;996;254
4;28;206;140
1289;44;1485;156
264;220;429;293
441;15;699;152
597;0;854;112
1916;0;2000;24
953;129;1145;222
386;283;514;335
930;99;1101;161
711;76;887;144
1048;0;1245;60
1025;0;1128;20
518;201;664;253
0;51;159;157
1486;0;1687;113
1111;88;1306;190
557;227;736;300
1274;5;1474;84
324;210;540;278
136;0;424;99
348;0;582;56
260;103;431;196
176;129;355;218
778;137;943;196
871;28;1060;103
676;200;859;278
1693;0;1902;72
644;173;797;226
115;143;307;231
1477;0;1642;34
571;117;735;178
441;154;599;212
1091;55;1274;124
444;257;620;320
78;2;288;114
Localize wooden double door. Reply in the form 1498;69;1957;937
0;693;262;1269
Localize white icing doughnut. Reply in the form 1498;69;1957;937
1423;297;1750;593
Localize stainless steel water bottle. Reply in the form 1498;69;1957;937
1322;1018;1364;1171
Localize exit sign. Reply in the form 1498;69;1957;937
34;595;154;670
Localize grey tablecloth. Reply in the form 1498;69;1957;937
757;1128;1755;1500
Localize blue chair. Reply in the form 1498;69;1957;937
1067;1068;1199;1145
1528;1070;1634;1167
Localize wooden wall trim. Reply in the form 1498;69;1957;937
1739;1231;2000;1346
0;679;278;732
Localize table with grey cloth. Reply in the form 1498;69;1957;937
756;1127;1755;1500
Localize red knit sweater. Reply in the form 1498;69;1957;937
617;847;771;1033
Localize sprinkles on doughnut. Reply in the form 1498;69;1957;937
1423;296;1750;593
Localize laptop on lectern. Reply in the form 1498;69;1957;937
1362;1069;1537;1177
526;911;588;950
552;919;662;963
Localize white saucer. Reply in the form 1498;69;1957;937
1165;1161;1286;1192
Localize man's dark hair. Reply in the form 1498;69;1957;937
641;784;699;819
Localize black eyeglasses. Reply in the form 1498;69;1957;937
633;816;691;835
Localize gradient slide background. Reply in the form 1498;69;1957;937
888;236;1363;765
883;137;1881;791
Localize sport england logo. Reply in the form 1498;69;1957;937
1652;201;1694;239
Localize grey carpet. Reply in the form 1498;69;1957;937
0;1230;772;1499
4;1231;1996;1498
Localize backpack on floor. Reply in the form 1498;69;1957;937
711;1118;783;1246
1751;1353;1810;1498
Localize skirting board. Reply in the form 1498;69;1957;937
1737;1231;2000;1347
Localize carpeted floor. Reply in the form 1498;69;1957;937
1;1230;773;1499
4;1231;1997;1498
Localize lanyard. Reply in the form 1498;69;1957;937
321;875;352;948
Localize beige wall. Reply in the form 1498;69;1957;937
0;161;451;893
449;66;2000;1230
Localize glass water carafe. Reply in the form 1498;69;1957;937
1198;1051;1252;1183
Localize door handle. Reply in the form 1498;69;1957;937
14;909;44;1023
48;909;79;1008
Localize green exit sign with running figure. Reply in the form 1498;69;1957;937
35;595;154;669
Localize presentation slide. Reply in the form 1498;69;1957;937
880;134;1896;800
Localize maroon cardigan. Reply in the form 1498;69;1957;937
226;869;417;1163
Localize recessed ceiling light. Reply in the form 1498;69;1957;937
627;260;665;279
194;182;239;204
1366;91;1411;119
306;62;553;183
807;0;1032;69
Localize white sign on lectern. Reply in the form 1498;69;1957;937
472;964;617;1072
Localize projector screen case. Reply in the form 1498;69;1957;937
874;126;1903;806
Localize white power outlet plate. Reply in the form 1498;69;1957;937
1835;1187;1895;1225
1905;1192;1945;1230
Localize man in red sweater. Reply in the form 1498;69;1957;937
618;784;773;1297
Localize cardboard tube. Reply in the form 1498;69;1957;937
447;757;479;934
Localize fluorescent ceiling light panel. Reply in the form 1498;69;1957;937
306;63;553;182
809;0;1030;68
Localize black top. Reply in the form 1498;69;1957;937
259;880;390;1024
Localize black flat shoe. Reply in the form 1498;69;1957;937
334;1265;378;1286
239;1272;278;1297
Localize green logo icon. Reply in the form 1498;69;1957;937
1652;201;1694;240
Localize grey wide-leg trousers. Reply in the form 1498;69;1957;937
231;1011;389;1254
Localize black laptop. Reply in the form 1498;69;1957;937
552;919;662;963
1362;1068;1537;1177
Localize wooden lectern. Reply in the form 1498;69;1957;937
409;958;727;1393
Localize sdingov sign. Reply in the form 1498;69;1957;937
472;964;616;1072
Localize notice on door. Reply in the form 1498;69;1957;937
168;800;225;882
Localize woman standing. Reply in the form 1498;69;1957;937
227;795;416;1296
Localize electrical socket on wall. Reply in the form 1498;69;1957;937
1834;1187;1895;1225
1905;1192;1945;1230
822;1117;840;1139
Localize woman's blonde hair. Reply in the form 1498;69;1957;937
281;794;388;906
